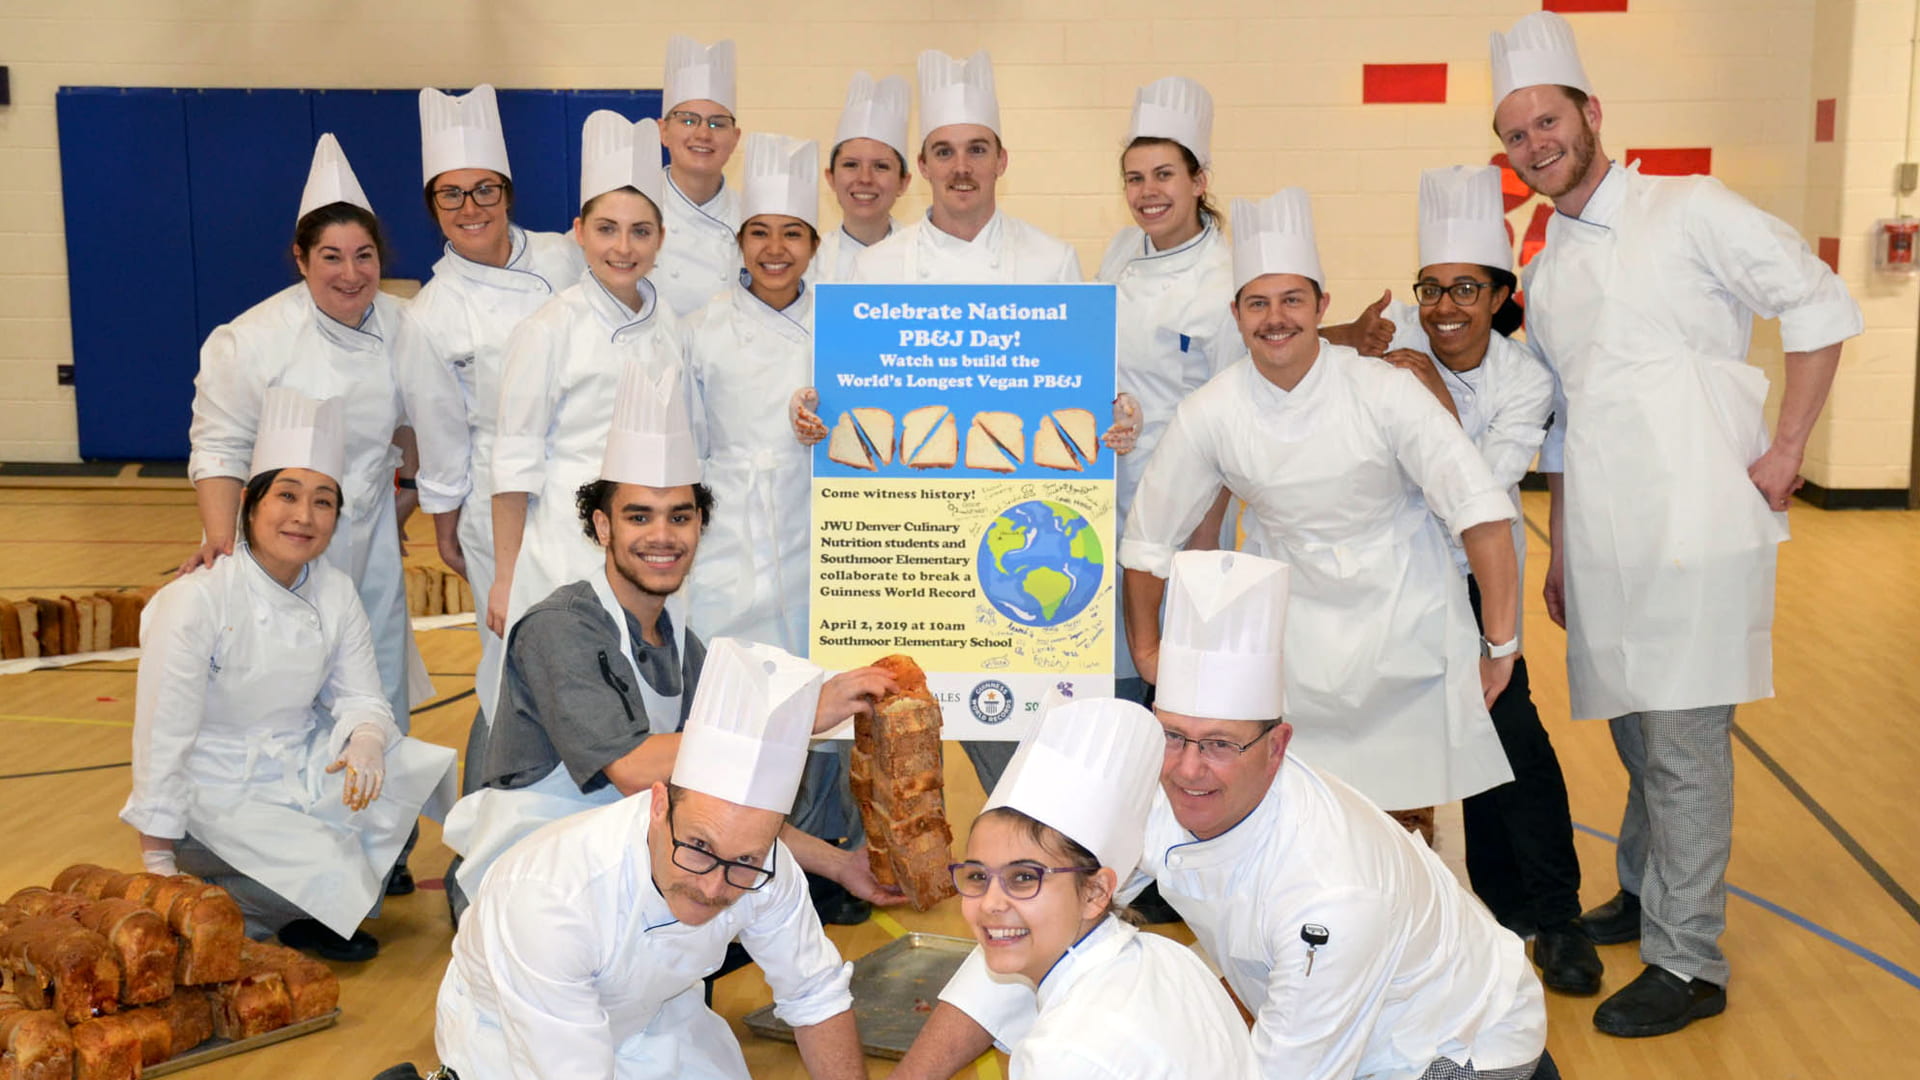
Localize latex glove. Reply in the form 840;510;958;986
326;724;388;811
790;387;829;446
141;848;178;876
1102;392;1142;454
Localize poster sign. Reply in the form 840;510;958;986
811;283;1117;740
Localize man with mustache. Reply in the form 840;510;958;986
434;637;868;1080
443;363;898;921
898;551;1552;1080
1490;12;1860;1037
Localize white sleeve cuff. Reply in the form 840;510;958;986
1779;296;1865;354
1117;538;1175;579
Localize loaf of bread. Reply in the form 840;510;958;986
209;972;292;1041
4;889;89;923
75;899;176;1006
0;599;22;661
850;655;958;910
28;600;61;658
112;1004;173;1068
11;600;40;661
237;941;338;1021
155;990;213;1058
0;917;122;1025
86;597;112;653
145;878;243;986
68;1015;139;1080
0;990;75;1080
103;592;144;649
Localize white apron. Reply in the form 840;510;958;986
1525;169;1786;719
684;280;813;653
443;573;687;897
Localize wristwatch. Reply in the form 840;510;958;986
1481;635;1520;660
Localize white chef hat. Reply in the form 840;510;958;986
601;360;701;488
1128;76;1213;167
983;697;1163;880
740;133;820;229
1418;165;1512;272
834;72;912;161
1489;11;1592;107
664;35;738;114
249;386;346;485
419;84;513;186
1230;188;1323;293
919;50;1000;142
672;637;825;813
296;134;373;223
579;111;666;210
1155;550;1290;721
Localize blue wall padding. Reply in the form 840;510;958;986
55;86;662;460
55;88;200;461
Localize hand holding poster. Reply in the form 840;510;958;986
811;283;1117;740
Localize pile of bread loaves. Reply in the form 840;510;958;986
404;564;473;619
0;865;339;1080
850;654;959;911
0;589;160;663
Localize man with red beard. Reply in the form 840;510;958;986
442;363;898;922
1491;12;1860;1037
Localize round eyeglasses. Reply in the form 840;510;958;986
1413;280;1496;307
668;811;776;891
432;182;506;211
947;860;1096;900
1162;723;1275;764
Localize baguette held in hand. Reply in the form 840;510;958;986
850;655;958;911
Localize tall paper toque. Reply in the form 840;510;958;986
579;111;666;210
250;386;347;485
918;49;1000;142
983;697;1165;880
740;133;820;228
834;72;912;161
600;360;701;488
664;35;738;113
1230;188;1323;292
1490;11;1592;107
419;84;513;185
671;637;825;813
1418;165;1512;272
1155;550;1290;721
297;134;373;222
1128;76;1214;167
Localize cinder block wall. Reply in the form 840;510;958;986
2;0;1907;488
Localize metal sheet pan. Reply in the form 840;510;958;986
144;1010;341;1077
745;933;975;1060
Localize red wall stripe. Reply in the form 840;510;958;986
1543;0;1630;11
1362;64;1448;104
1817;237;1840;273
1815;98;1837;143
1627;147;1713;176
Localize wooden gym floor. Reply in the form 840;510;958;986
0;483;1913;1077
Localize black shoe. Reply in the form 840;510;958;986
279;918;379;963
1592;965;1725;1037
1129;882;1183;925
1532;920;1604;996
386;864;416;897
807;873;872;927
1579;889;1641;945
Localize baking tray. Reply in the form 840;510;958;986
144;1010;342;1076
745;933;974;1059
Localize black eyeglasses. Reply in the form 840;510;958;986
432;181;506;211
1162;724;1274;763
668;809;776;891
667;110;737;132
1413;280;1496;307
947;860;1096;900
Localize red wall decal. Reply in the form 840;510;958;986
1815;98;1837;143
1627;147;1712;175
1543;0;1630;11
1363;64;1448;104
1817;237;1840;273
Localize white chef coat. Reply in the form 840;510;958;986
851;210;1083;284
813;218;900;283
1524;162;1862;719
435;788;854;1080
940;757;1545;1080
683;276;814;654
492;275;683;634
119;546;457;937
1097;219;1246;681
1119;346;1517;809
1383;310;1553;595
408;225;586;718
189;285;469;729
653;173;742;318
1000;915;1257;1080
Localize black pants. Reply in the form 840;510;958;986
1462;576;1583;931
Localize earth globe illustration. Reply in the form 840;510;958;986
975;500;1105;627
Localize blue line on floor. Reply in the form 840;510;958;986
1571;821;1920;991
